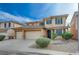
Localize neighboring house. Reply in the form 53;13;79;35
70;12;78;40
0;14;68;40
0;20;24;39
0;21;23;28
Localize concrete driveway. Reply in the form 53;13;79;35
0;39;35;50
0;39;38;55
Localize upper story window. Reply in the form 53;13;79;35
55;17;63;24
8;22;11;27
4;23;6;28
46;19;52;24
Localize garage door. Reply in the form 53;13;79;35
16;32;23;39
25;31;42;39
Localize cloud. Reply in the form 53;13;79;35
48;3;78;16
0;10;33;23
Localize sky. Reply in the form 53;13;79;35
0;3;78;23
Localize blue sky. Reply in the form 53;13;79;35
0;3;78;23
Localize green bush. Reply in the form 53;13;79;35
51;32;57;40
62;32;73;40
0;35;5;41
36;37;50;48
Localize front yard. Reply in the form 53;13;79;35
29;32;78;53
0;31;78;54
30;37;78;53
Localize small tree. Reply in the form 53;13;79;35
62;32;73;40
36;37;50;48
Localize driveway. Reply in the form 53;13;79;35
0;39;39;55
0;39;35;50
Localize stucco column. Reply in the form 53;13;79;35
77;4;79;52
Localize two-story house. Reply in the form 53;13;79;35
0;14;68;40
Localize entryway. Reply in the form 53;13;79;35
47;30;51;39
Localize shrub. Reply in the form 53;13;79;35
62;32;73;40
0;35;5;41
36;37;50;48
51;32;57;40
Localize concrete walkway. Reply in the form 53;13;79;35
0;39;78;55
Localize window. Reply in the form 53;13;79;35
8;22;11;27
46;19;52;24
55;17;63;24
4;23;6;28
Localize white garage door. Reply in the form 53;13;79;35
25;31;42;39
16;32;23;39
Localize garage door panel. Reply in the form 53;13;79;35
25;31;42;39
16;32;23;39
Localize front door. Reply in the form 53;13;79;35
47;30;51;39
